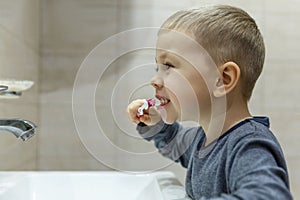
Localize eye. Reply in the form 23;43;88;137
154;58;159;72
164;62;174;69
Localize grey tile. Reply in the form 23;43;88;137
263;61;300;112
0;0;39;52
41;0;118;54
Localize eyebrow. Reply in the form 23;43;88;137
156;52;180;64
157;52;168;60
156;52;169;63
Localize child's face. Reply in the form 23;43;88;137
151;30;218;124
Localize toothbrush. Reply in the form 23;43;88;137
137;98;160;117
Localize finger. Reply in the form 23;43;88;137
127;99;145;114
127;99;147;123
139;113;150;124
127;109;140;124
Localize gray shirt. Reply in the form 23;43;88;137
137;117;292;199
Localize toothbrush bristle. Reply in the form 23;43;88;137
147;98;156;107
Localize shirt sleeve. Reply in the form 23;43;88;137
136;120;201;168
202;135;293;200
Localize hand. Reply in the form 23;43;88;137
127;99;161;126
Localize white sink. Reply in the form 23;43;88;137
0;171;189;200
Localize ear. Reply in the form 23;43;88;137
213;61;241;98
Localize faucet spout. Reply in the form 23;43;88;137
0;119;37;141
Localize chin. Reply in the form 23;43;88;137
162;118;176;125
158;103;179;124
161;112;178;124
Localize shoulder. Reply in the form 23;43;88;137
225;117;283;155
226;117;276;142
221;118;287;177
221;118;291;199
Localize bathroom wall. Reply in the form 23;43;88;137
0;0;39;169
38;0;300;197
38;0;119;171
38;0;191;181
0;0;299;198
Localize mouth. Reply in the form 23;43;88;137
155;95;170;106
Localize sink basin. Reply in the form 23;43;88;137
0;171;189;200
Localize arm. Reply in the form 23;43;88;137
137;120;202;168
127;99;204;168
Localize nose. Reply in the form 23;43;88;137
150;74;163;90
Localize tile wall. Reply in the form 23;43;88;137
1;0;299;198
0;0;39;170
38;0;189;180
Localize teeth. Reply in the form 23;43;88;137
155;95;170;106
158;97;170;105
160;99;164;104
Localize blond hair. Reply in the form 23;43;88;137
160;5;265;101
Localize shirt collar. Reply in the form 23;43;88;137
249;116;270;128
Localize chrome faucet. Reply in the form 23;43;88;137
0;85;36;141
0;119;37;141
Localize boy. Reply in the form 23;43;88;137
127;5;292;199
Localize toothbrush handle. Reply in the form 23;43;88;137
137;99;149;117
137;98;158;117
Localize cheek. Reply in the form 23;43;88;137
192;77;208;97
164;73;194;103
191;76;212;118
164;73;201;121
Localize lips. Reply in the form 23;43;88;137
155;95;170;106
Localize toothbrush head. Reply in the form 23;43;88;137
137;98;160;117
147;99;156;107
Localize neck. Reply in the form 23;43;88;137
222;99;251;133
201;96;251;146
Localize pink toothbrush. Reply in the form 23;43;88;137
137;98;160;117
